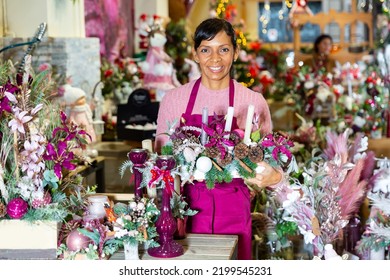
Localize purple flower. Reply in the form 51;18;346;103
204;122;234;159
44;141;76;179
0;83;18;115
261;133;294;161
52;111;90;144
0;96;12;114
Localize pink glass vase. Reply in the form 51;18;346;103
127;148;148;198
148;156;184;258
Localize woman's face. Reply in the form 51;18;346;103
193;31;239;89
317;38;332;56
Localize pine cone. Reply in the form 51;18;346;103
205;146;220;158
229;130;242;145
0;202;6;218
234;142;249;159
248;145;264;163
188;135;200;144
217;153;233;167
172;139;183;151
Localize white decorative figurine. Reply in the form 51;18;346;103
140;32;180;100
62;84;96;143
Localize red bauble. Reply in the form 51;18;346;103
66;229;92;252
7;198;28;219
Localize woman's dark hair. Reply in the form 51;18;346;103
314;34;333;54
193;18;237;52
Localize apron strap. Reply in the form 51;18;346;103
184;78;201;116
184;78;235;116
228;79;234;107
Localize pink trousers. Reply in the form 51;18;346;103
184;178;252;260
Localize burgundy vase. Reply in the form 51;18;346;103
343;216;362;255
148;156;184;258
174;217;188;240
127;148;148;198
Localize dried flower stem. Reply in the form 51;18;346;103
236;158;252;173
13;131;19;180
211;159;223;172
143;228;148;240
0;165;9;202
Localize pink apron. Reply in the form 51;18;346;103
181;78;252;260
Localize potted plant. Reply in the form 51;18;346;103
111;196;160;260
0;60;93;259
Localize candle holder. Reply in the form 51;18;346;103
148;155;184;258
127;148;148;198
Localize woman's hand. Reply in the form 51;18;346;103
244;161;282;192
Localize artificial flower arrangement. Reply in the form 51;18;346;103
57;196;160;260
100;56;142;103
356;157;390;258
119;152;198;223
251;188;299;259
0;59;92;222
275;130;376;257
159;110;297;189
110;196;159;248
57;217;119;260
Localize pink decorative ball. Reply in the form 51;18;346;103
66;229;92;252
7;198;28;219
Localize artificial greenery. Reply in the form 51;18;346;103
170;192;198;219
205;165;233;189
165;18;191;84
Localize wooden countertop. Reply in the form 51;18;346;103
110;233;238;260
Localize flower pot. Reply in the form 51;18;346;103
370;247;385;260
124;241;140;260
0;220;59;259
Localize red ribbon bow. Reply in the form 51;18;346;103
148;167;174;196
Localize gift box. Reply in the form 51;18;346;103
0;220;60;259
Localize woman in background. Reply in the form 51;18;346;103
304;34;338;73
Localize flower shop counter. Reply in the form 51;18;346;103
109;234;238;260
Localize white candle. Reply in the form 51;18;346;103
174;174;181;194
243;105;255;145
224;106;235;139
201;107;208;145
142;139;153;153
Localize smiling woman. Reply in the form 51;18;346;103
154;18;284;260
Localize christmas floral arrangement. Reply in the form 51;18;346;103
275;130;376;257
100;56;142;103
110;196;159;248
57;196;160;260
57;217;119;260
334;64;389;139
251;188;298;259
0;59;91;222
160;112;297;189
